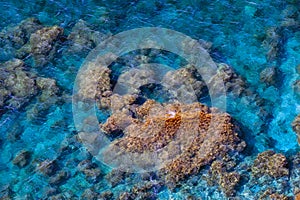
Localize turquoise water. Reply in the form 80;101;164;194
0;0;300;199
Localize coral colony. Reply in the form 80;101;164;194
1;1;300;199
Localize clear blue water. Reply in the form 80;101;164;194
0;0;300;199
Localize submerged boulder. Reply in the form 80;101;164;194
36;159;59;176
205;160;241;196
29;26;64;66
259;188;289;200
0;59;62;117
210;63;247;96
162;65;208;103
77;55;113;100
0;18;42;49
292;114;300;144
12;150;32;168
0;185;13;200
252;150;289;178
77;160;102;183
0;59;37;111
49;170;70;186
81;188;99;200
67;19;107;53
293;80;300;99
260;67;278;86
105;168;128;187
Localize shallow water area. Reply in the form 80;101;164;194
0;0;300;199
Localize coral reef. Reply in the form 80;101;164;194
80;57;249;192
280;5;299;28
102;100;245;189
100;109;137;135
99;93;137;112
252;150;289;178
112;102;207;152
117;192;133;200
47;191;77;200
290;153;300;198
81;190;113;200
219;172;240;197
6;121;24;142
98;191;114;200
36;77;60;102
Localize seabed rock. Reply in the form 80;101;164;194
0;59;61;117
0;185;13;200
0;18;42;50
77;159;102;183
0;59;37;110
292;115;300;144
12;150;32;168
81;188;99;200
30;26;64;67
260;67;278;86
37;159;59;176
49;170;70;186
252;150;289;178
105;168;129;188
67;19;108;54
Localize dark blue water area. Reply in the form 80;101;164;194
0;0;300;199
